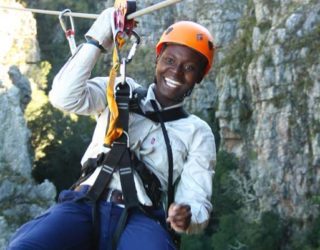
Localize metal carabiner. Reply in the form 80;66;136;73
126;30;140;64
59;9;77;55
114;68;133;99
114;29;140;88
120;57;127;86
114;29;140;62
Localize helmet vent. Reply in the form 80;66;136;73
165;27;174;35
196;34;203;41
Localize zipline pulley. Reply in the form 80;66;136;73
112;0;140;96
113;0;140;71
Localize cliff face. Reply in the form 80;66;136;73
0;0;56;247
138;0;319;225
211;0;320;223
139;0;320;230
0;87;56;247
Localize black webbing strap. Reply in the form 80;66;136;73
134;107;188;123
84;86;186;249
86;148;124;200
85;140;127;249
150;100;174;210
112;85;141;250
114;86;140;209
150;100;181;249
130;87;189;123
84;82;141;250
111;145;140;250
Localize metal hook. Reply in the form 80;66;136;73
113;30;140;89
114;29;140;64
59;9;75;33
59;9;77;55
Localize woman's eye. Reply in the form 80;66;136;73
164;57;175;65
184;64;196;72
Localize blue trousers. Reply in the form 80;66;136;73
7;188;176;250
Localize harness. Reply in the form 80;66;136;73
71;84;188;249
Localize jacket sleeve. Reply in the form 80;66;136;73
174;119;216;234
49;44;108;116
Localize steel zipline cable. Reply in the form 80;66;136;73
0;0;182;20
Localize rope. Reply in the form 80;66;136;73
104;36;126;146
104;48;122;146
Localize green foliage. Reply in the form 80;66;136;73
181;151;242;249
246;212;286;250
25;0;106;93
28;103;95;195
210;212;287;250
210;213;245;250
290;216;320;250
26;61;52;90
192;150;320;250
188;151;289;250
212;151;242;216
23;58;95;196
218;6;255;77
306;216;320;249
181;234;211;250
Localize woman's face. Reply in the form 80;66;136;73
154;44;207;107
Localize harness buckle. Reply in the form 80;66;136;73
112;131;130;148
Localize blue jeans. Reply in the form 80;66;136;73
7;188;176;250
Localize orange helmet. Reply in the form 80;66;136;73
156;21;215;75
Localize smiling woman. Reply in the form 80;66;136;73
155;44;208;107
7;7;217;250
153;21;214;107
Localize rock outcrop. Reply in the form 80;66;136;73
139;0;320;237
0;0;56;248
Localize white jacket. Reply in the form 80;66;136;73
49;43;216;234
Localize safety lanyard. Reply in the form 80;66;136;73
104;30;140;146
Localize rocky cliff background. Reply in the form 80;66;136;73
0;0;56;248
0;0;319;249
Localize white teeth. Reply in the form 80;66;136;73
165;78;182;88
